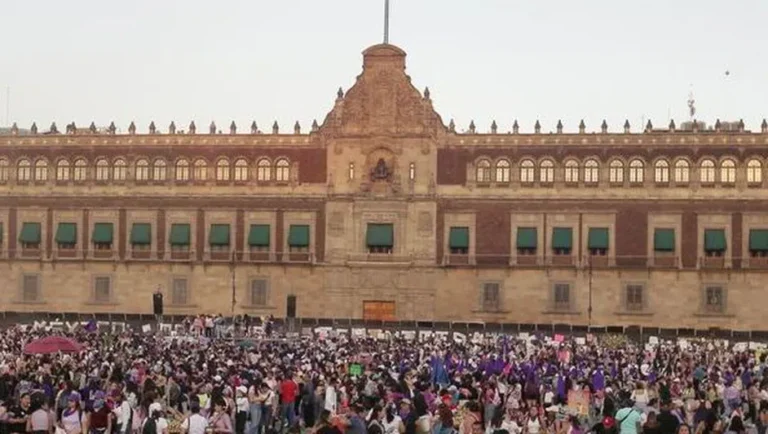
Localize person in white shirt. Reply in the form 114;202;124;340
146;403;169;434
325;379;338;414
181;404;208;434
235;387;249;434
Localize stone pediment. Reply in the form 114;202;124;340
321;44;446;138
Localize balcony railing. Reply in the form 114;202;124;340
1;248;766;271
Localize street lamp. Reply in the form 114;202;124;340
587;259;593;328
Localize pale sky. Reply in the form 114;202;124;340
1;0;767;134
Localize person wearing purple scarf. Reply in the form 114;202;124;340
557;372;567;400
592;366;605;391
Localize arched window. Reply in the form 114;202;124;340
16;159;31;182
747;159;762;184
95;159;110;181
135;159;149;181
73;159;88;181
234;159;249;181
56;159;70;181
34;160;48;182
584;159;599;184
720;159;736;184
193;159;207;181
409;162;416;181
674;160;690;183
348;162;355;180
152;159;167;181
113;159;127;181
0;158;8;183
216;159;230;181
654;160;669;183
700;159;715;184
175;159;190;181
629;159;644;184
275;159;290;182
475;159;491;183
520;159;535;184
564;160;579;184
495;160;510;183
256;159;271;181
609;160;624;184
539;160;554;183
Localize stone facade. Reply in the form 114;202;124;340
1;43;768;330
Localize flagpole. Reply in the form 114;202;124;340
384;0;390;44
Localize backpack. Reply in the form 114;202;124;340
142;417;157;434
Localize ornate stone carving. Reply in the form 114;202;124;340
370;158;391;182
322;44;446;137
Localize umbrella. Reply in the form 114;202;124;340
23;336;83;355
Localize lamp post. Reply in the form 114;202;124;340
230;250;236;316
587;259;593;328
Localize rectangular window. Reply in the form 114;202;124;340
130;223;152;250
366;223;393;254
94;276;111;303
587;227;609;256
55;222;77;250
653;228;675;252
22;274;40;302
704;286;725;313
248;224;270;252
516;227;537;255
172;278;188;305
287;224;310;253
749;229;768;257
481;283;500;312
448;226;469;255
625;284;644;311
703;229;726;257
209;224;231;252
554;283;571;310
551;227;573;255
19;222;42;249
92;223;114;250
250;279;268;306
169;223;191;251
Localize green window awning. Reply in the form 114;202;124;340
169;223;191;246
448;227;469;249
287;224;310;247
704;229;727;251
248;224;270;247
654;228;675;252
55;223;77;244
130;223;151;245
551;227;573;249
516;227;537;249
209;224;231;246
749;229;768;251
92;223;114;243
588;227;609;249
366;223;393;247
19;222;41;244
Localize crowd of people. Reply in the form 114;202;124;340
0;321;766;434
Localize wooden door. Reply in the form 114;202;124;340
363;301;396;321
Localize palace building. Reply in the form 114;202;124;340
2;43;768;330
